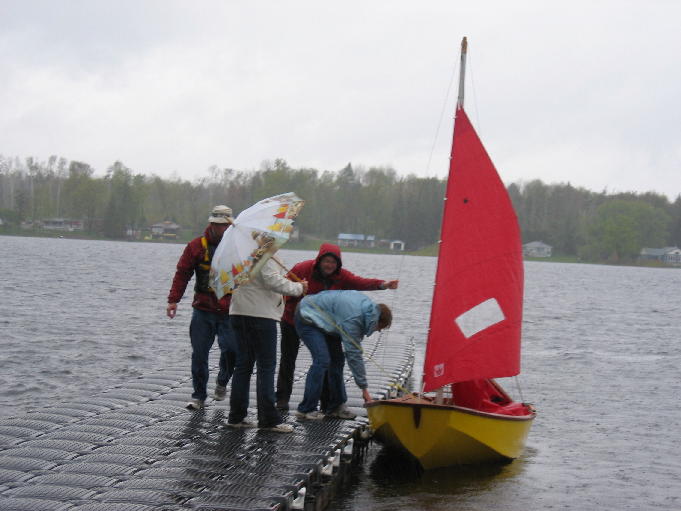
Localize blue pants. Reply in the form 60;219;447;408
189;308;236;401
228;315;281;428
295;315;346;414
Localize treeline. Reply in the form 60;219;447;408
1;154;680;263
508;180;681;263
0;156;444;250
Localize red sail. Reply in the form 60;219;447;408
422;107;524;392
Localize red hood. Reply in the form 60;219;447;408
314;243;342;274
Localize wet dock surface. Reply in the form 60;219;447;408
0;332;413;511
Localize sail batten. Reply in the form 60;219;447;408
423;107;524;392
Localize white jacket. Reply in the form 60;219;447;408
229;256;304;320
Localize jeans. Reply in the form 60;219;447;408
322;335;346;413
189;308;237;401
295;314;345;414
275;321;300;403
228;315;281;428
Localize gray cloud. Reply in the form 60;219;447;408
1;1;680;198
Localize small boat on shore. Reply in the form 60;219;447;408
366;37;535;470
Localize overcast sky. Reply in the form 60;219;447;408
1;1;680;197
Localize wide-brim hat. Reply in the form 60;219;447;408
209;205;234;224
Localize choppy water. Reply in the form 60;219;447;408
1;235;680;510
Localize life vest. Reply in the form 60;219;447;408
194;236;216;294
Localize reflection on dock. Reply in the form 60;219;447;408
0;333;413;510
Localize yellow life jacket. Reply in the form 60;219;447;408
194;236;216;294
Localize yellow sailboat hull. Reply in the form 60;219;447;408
366;395;534;469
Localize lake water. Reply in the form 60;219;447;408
1;235;680;510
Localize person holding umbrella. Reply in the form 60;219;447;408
209;193;308;432
227;233;308;432
166;205;238;410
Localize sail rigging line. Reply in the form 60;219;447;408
513;375;526;403
377;251;406;371
467;51;484;144
423;55;460;176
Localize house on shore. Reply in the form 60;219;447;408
337;233;375;248
523;241;552;258
41;218;84;232
337;233;405;251
639;246;681;266
151;221;180;240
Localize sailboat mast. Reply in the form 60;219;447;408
421;36;469;400
456;37;468;109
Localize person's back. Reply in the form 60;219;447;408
298;290;380;340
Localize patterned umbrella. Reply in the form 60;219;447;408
209;192;304;299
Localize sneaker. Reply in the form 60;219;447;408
275;399;289;411
264;423;294;433
327;404;357;420
226;420;257;428
214;384;227;401
186;399;205;410
294;410;325;420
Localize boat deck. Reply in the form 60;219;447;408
0;332;413;511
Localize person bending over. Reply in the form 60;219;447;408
294;290;392;420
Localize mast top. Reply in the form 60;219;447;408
456;37;468;109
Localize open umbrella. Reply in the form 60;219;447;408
209;192;304;299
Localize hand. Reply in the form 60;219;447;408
166;303;177;319
383;279;399;290
362;388;372;403
300;280;308;295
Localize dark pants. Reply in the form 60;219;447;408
275;321;300;403
189;309;237;401
277;320;342;410
321;336;346;413
228;315;281;428
295;315;345;414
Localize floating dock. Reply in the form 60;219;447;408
0;332;413;510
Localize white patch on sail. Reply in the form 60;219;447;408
433;363;444;377
455;298;505;338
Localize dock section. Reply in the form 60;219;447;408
0;331;413;510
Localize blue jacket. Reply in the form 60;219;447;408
298;290;380;389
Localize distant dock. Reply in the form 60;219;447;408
0;333;413;510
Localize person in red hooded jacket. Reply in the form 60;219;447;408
275;243;398;416
166;205;237;410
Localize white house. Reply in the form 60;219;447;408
639;247;681;266
337;233;376;248
523;241;552;258
390;240;405;251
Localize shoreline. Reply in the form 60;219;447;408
1;230;677;268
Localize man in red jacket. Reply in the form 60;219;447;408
166;205;237;410
275;243;398;416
